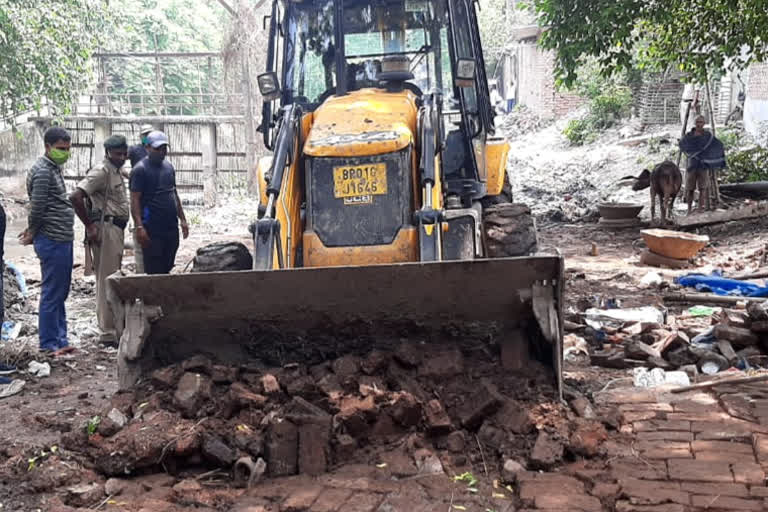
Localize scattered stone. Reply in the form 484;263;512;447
459;380;503;430
570;396;596;419
393;342;423;368
335;395;377;438
379;450;418;477
334;434;357;462
424;399;452;434
211;364;239;384
332;355;360;380
445;431;465;453
151;366;180;388
104;478;131;497
65;482;103;508
360;349;389;375
181;355;213;374
494;399;534;434
201;435;236;467
418;347;464;378
98;408;128;437
413;448;444;475
477;423;506;450
501;459;525;483
569;421;607;457
260;374;280;395
530;431;564;469
173;372;212;417
229;382;267;409
388;392;422;428
172;479;202;493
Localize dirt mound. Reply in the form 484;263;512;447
58;342;581;483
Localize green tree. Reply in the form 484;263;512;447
532;0;768;87
101;0;229;114
0;0;110;119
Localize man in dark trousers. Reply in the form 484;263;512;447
70;135;130;345
679;115;725;213
129;131;189;274
128;124;153;168
20;126;75;353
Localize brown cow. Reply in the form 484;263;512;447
631;160;682;225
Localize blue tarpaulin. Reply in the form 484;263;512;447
676;272;768;297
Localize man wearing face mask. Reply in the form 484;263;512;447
70;135;130;345
128;124;153;168
20;126;76;353
129;131;189;274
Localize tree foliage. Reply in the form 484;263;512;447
0;0;110;118
532;0;768;87
102;0;229;114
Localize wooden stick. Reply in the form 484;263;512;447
731;269;768;280
671;374;768;393
664;292;768;305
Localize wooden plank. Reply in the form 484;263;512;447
664;292;768;305
674;201;768;228
713;324;759;347
671;374;768;394
717;339;738;364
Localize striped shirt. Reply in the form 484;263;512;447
26;156;75;242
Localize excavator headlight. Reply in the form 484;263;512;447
455;58;476;88
257;72;282;102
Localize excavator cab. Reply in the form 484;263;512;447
107;0;564;395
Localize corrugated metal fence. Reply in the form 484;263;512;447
58;120;247;197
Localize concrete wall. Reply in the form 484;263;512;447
0;122;44;178
745;62;768;145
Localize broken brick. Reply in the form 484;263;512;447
298;422;329;476
458;380;503;430
173;372;212;417
388;392;422;428
261;374;280;395
230;382;268;409
418;347;464;378
424;399;451;434
266;419;298;477
529;431;564;470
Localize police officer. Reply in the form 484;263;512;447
70;135;130;345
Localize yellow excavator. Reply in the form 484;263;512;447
107;0;564;394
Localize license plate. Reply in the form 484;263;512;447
333;163;387;200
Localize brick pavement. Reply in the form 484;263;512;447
232;386;768;511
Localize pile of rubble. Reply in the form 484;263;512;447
45;342;605;487
582;300;768;376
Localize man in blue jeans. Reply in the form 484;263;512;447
130;130;189;274
20;126;75;353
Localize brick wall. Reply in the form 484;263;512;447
514;42;584;119
747;62;768;100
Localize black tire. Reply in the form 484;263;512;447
192;242;253;272
482;202;538;257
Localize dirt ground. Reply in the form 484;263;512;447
1;185;767;511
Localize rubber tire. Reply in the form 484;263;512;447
192;242;253;272
482;202;538;257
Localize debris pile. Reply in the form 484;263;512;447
52;344;594;483
583;300;768;377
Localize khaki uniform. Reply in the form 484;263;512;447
77;159;130;338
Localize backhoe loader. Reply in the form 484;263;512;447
107;0;564;394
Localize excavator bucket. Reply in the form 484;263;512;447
107;255;564;395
